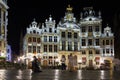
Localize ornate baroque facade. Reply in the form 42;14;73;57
23;5;114;69
0;0;8;61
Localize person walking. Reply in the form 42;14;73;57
32;56;42;72
61;55;66;70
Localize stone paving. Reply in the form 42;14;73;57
0;69;120;80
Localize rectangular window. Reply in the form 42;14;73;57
44;36;47;42
74;42;78;51
96;39;99;46
106;49;109;53
88;39;92;46
96;50;100;54
49;36;52;42
82;39;86;46
82;50;86;54
33;37;36;42
95;26;99;32
68;32;72;38
81;26;86;32
28;46;32;53
111;40;113;45
62;41;66;50
74;33;78;38
106;40;109;45
54;36;57;42
28;37;32;43
49;28;52;32
68;41;72;51
54;45;57;52
44;45;47;52
37;46;40;53
88;26;92;32
33;46;36;53
103;40;105;45
49;45;52;52
61;32;65;38
37;38;41;43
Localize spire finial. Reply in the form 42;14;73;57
66;4;73;12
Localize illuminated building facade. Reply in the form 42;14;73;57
23;5;114;69
0;0;8;61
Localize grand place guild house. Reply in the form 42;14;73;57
23;5;114;69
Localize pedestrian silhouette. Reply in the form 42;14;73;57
32;56;42;73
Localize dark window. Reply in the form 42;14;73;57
54;45;57;52
95;26;99;32
96;39;99;46
81;27;86;32
61;32;65;38
106;40;109;45
33;46;36;53
49;45;52;52
68;41;72;51
88;39;92;45
74;33;78;38
82;39;86;46
68;32;72;38
28;37;32;43
44;45;47;52
37;38;40;43
89;50;92;54
33;37;36;42
88;26;92;32
96;50;100;54
62;41;66;50
49;28;52;32
82;50;86;54
103;40;105;45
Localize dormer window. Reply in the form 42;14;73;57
89;18;92;21
44;29;47;32
54;30;57;33
33;30;36;34
107;33;109;36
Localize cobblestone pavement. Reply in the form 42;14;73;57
0;69;120;80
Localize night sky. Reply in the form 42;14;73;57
7;0;120;57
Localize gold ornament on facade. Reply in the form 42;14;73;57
66;5;73;12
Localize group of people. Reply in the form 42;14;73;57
32;56;42;73
61;53;77;71
31;53;77;72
